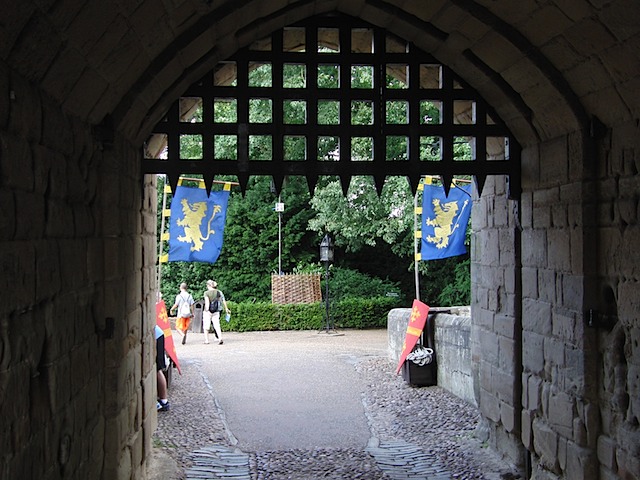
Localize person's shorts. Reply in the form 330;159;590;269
176;316;191;332
156;335;166;371
202;311;220;331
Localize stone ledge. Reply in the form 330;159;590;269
388;306;475;406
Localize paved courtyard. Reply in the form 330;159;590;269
150;329;520;480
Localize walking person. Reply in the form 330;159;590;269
203;280;230;345
169;282;194;344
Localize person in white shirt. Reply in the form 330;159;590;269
203;280;230;345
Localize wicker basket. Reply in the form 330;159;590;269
271;273;322;304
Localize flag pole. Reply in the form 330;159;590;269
414;184;420;301
178;176;240;186
157;176;170;300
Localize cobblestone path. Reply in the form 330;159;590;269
152;331;519;480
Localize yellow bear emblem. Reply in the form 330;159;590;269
424;198;468;249
176;198;222;252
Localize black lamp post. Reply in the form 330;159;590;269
319;234;334;332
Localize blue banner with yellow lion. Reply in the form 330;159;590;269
168;186;230;263
421;184;472;260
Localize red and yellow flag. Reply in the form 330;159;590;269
156;300;181;374
396;299;430;374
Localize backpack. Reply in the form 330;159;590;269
178;295;192;317
208;290;221;313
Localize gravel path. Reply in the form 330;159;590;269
151;330;520;480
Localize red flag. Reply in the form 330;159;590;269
396;299;430;374
156;300;181;374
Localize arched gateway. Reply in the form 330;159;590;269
1;2;638;480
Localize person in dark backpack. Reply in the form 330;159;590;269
203;279;230;345
169;282;194;345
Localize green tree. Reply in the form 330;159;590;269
308;176;414;256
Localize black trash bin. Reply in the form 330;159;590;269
401;353;437;386
401;312;438;387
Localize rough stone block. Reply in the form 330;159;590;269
474;306;495;329
493;367;518;405
532;418;560;473
548;388;574;438
480;389;501;422
538;269;556;304
522;229;547;268
8;13;61;83
560;274;585;312
547;229;572;271
501;401;517;432
519;4;574;46
597;435;617;471
527;374;543;411
41;96;74;155
523;299;552;335
598;466;621;480
0;131;34;191
580;400;601;448
479;328;500;365
552;310;576;342
543;337;566;373
522;410;534;449
552;202;571;235
35;239;62;299
44;198;74;238
0;189;16;241
15;190;46;239
523;331;545;374
522;267;539;299
520;191;534;230
0;61;9;128
566;441;598;480
0;242;36;313
58;239;89;290
8;71;42;142
499;336;517;372
533;203;552;229
494;313;516;339
558;435;567;471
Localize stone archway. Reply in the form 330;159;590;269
1;1;639;479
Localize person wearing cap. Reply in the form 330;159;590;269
203;280;230;345
169;282;194;344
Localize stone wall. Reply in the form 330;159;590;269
513;131;605;480
593;120;640;480
0;61;157;479
471;175;525;468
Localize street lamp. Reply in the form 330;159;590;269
319;234;334;333
319;234;334;263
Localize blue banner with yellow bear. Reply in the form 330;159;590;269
168;186;230;263
420;184;472;260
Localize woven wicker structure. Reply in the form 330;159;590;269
271;273;322;304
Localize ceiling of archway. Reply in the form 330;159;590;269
2;1;637;161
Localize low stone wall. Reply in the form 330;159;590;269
388;307;475;407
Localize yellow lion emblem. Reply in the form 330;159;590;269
176;198;222;252
425;198;468;249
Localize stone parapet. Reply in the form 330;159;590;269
388;307;475;406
